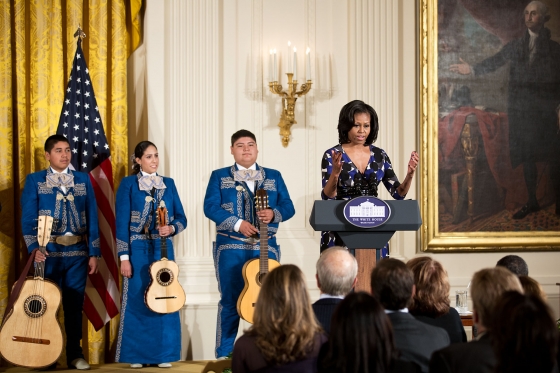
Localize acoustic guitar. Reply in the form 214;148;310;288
237;189;280;324
0;216;63;368
145;201;186;314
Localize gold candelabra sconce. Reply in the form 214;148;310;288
268;44;312;147
269;73;312;147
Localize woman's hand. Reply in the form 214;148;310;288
121;260;132;278
34;250;48;263
158;225;173;237
331;150;343;177
257;209;274;224
407;151;419;176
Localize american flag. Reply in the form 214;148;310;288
56;38;120;330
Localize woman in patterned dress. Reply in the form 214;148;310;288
115;141;187;368
320;100;419;254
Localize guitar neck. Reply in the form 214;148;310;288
35;245;47;280
259;221;269;275
161;236;168;259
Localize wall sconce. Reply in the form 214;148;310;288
268;44;312;147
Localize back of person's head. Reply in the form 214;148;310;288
492;291;558;373
319;292;396;373
406;256;450;317
370;258;414;311
496;255;528;276
250;264;320;365
518;275;547;302
316;246;358;296
470;267;523;329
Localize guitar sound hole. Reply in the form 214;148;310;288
24;295;47;318
156;268;174;286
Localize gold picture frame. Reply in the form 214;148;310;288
419;0;560;252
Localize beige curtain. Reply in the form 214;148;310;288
0;0;142;365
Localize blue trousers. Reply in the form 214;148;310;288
213;236;279;358
116;238;181;364
43;253;89;365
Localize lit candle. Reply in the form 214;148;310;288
273;49;277;81
269;49;273;82
288;41;292;73
293;47;297;81
306;47;311;80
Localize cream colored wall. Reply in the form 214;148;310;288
128;0;560;361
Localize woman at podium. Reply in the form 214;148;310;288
320;100;419;253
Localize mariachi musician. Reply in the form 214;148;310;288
115;140;187;368
203;129;295;359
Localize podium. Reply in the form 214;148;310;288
309;199;422;292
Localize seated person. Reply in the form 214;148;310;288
232;265;327;373
429;267;523;373
518;275;547;302
496;254;528;276
406;257;467;343
491;291;558;373
371;258;450;372
318;292;421;373
312;246;358;334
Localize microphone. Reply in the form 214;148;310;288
367;176;379;197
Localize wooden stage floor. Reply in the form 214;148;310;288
1;361;229;373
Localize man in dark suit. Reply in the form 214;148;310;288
429;267;524;373
370;258;450;373
312;246;357;334
451;1;560;219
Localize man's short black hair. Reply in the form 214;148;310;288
44;134;70;153
370;258;414;311
496;255;528;277
231;130;256;146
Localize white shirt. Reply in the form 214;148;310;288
384;307;409;314
528;28;538;63
233;163;257;232
319;293;344;300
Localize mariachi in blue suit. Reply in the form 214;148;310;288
115;173;186;364
21;167;100;365
204;164;295;358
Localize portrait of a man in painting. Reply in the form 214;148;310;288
436;0;560;233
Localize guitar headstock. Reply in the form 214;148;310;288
157;201;168;227
37;215;54;248
255;189;269;212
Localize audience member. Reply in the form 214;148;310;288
232;264;326;373
491;291;558;373
312;246;358;334
406;257;467;343
496;254;528;276
318;292;421;373
518;275;547;301
371;258;449;372
429;267;523;373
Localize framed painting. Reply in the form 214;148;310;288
420;0;560;251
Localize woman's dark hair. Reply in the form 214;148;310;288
131;140;157;175
337;100;379;146
491;291;558;373
319;292;397;373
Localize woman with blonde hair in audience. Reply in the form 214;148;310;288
232;264;327;373
406;256;466;343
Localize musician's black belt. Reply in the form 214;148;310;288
49;235;86;246
217;232;275;245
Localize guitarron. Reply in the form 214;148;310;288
145;201;186;313
0;216;63;368
237;189;281;323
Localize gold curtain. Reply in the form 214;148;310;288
0;0;142;366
